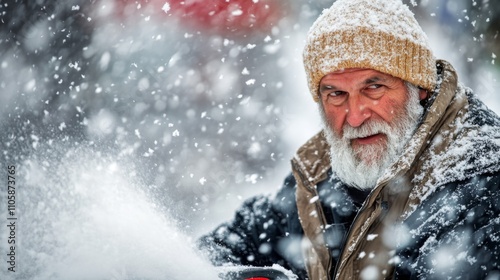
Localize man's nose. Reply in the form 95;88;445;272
345;96;371;127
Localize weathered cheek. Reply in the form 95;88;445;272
376;100;398;120
326;109;346;133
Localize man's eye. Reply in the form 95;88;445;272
329;91;346;97
367;84;382;89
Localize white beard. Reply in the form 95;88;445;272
320;84;424;190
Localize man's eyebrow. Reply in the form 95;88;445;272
362;76;384;85
319;75;389;92
319;84;338;92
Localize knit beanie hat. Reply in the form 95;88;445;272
303;0;437;102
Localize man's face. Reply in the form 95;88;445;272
319;68;425;189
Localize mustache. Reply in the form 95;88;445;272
341;120;392;140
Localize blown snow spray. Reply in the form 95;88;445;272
0;142;218;280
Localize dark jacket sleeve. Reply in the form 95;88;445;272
196;173;307;278
395;171;500;279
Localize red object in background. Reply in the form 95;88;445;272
167;0;286;35
112;0;288;38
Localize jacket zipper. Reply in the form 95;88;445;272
291;159;333;280
331;200;367;279
331;187;383;279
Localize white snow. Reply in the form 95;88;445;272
366;234;378;241
307;0;431;47
360;265;380;280
87;109;116;137
162;2;170;14
9;146;218;280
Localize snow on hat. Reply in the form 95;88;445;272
303;0;437;102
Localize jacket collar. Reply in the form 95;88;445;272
292;131;332;188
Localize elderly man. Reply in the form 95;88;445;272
198;0;500;279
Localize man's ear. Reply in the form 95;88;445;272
419;89;428;101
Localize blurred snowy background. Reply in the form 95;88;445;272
0;0;498;279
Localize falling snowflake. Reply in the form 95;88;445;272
199;177;207;185
162;2;171;14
